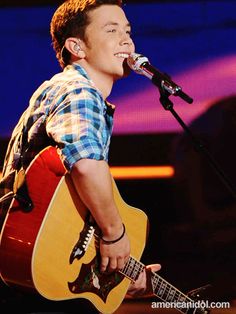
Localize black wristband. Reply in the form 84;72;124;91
100;223;126;245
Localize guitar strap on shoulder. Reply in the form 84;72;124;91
0;107;55;231
12;124;33;211
0;115;33;225
10;120;33;212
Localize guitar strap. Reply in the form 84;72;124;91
0;108;53;229
11;122;34;212
0;123;33;231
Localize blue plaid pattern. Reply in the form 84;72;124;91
0;63;115;200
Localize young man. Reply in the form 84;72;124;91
0;0;160;312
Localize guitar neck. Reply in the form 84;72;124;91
120;256;209;314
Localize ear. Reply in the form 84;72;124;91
64;37;86;59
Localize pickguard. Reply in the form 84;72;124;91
68;256;124;302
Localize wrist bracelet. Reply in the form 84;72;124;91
100;223;126;245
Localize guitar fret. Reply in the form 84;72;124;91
152;275;163;296
176;292;195;314
178;293;189;303
157;280;166;297
123;256;134;272
166;286;176;302
121;260;130;275
161;284;170;299
131;259;143;281
151;273;201;314
151;273;160;291
123;258;207;314
122;258;206;314
126;258;135;277
121;256;145;281
173;290;181;302
122;257;134;278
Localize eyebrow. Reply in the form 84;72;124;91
102;22;131;28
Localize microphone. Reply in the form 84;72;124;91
127;53;193;104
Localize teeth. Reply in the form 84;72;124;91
115;53;129;58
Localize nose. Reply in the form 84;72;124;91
120;30;134;47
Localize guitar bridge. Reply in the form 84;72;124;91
69;222;95;263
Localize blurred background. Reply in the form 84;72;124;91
0;0;236;304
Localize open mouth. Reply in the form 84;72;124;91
114;53;130;59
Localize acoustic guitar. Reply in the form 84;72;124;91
0;146;209;314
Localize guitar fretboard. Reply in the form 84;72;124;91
120;256;209;314
120;256;145;282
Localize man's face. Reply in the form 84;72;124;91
81;4;135;81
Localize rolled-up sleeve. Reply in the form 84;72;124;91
46;85;109;170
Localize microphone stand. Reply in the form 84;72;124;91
158;86;236;199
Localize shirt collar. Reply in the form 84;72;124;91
67;63;105;96
64;62;90;81
64;63;116;115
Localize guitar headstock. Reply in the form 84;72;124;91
188;284;213;314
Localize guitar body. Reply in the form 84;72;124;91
0;146;149;314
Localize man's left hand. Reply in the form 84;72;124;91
126;263;161;298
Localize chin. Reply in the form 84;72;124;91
114;70;130;81
112;60;131;81
115;60;130;79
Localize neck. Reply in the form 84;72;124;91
76;61;114;100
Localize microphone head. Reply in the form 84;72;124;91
127;53;150;74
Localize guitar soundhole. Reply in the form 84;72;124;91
68;256;124;302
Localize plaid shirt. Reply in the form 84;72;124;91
0;63;115;203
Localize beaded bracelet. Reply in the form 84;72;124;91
100;223;126;245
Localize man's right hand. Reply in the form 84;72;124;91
71;159;130;273
99;232;130;273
